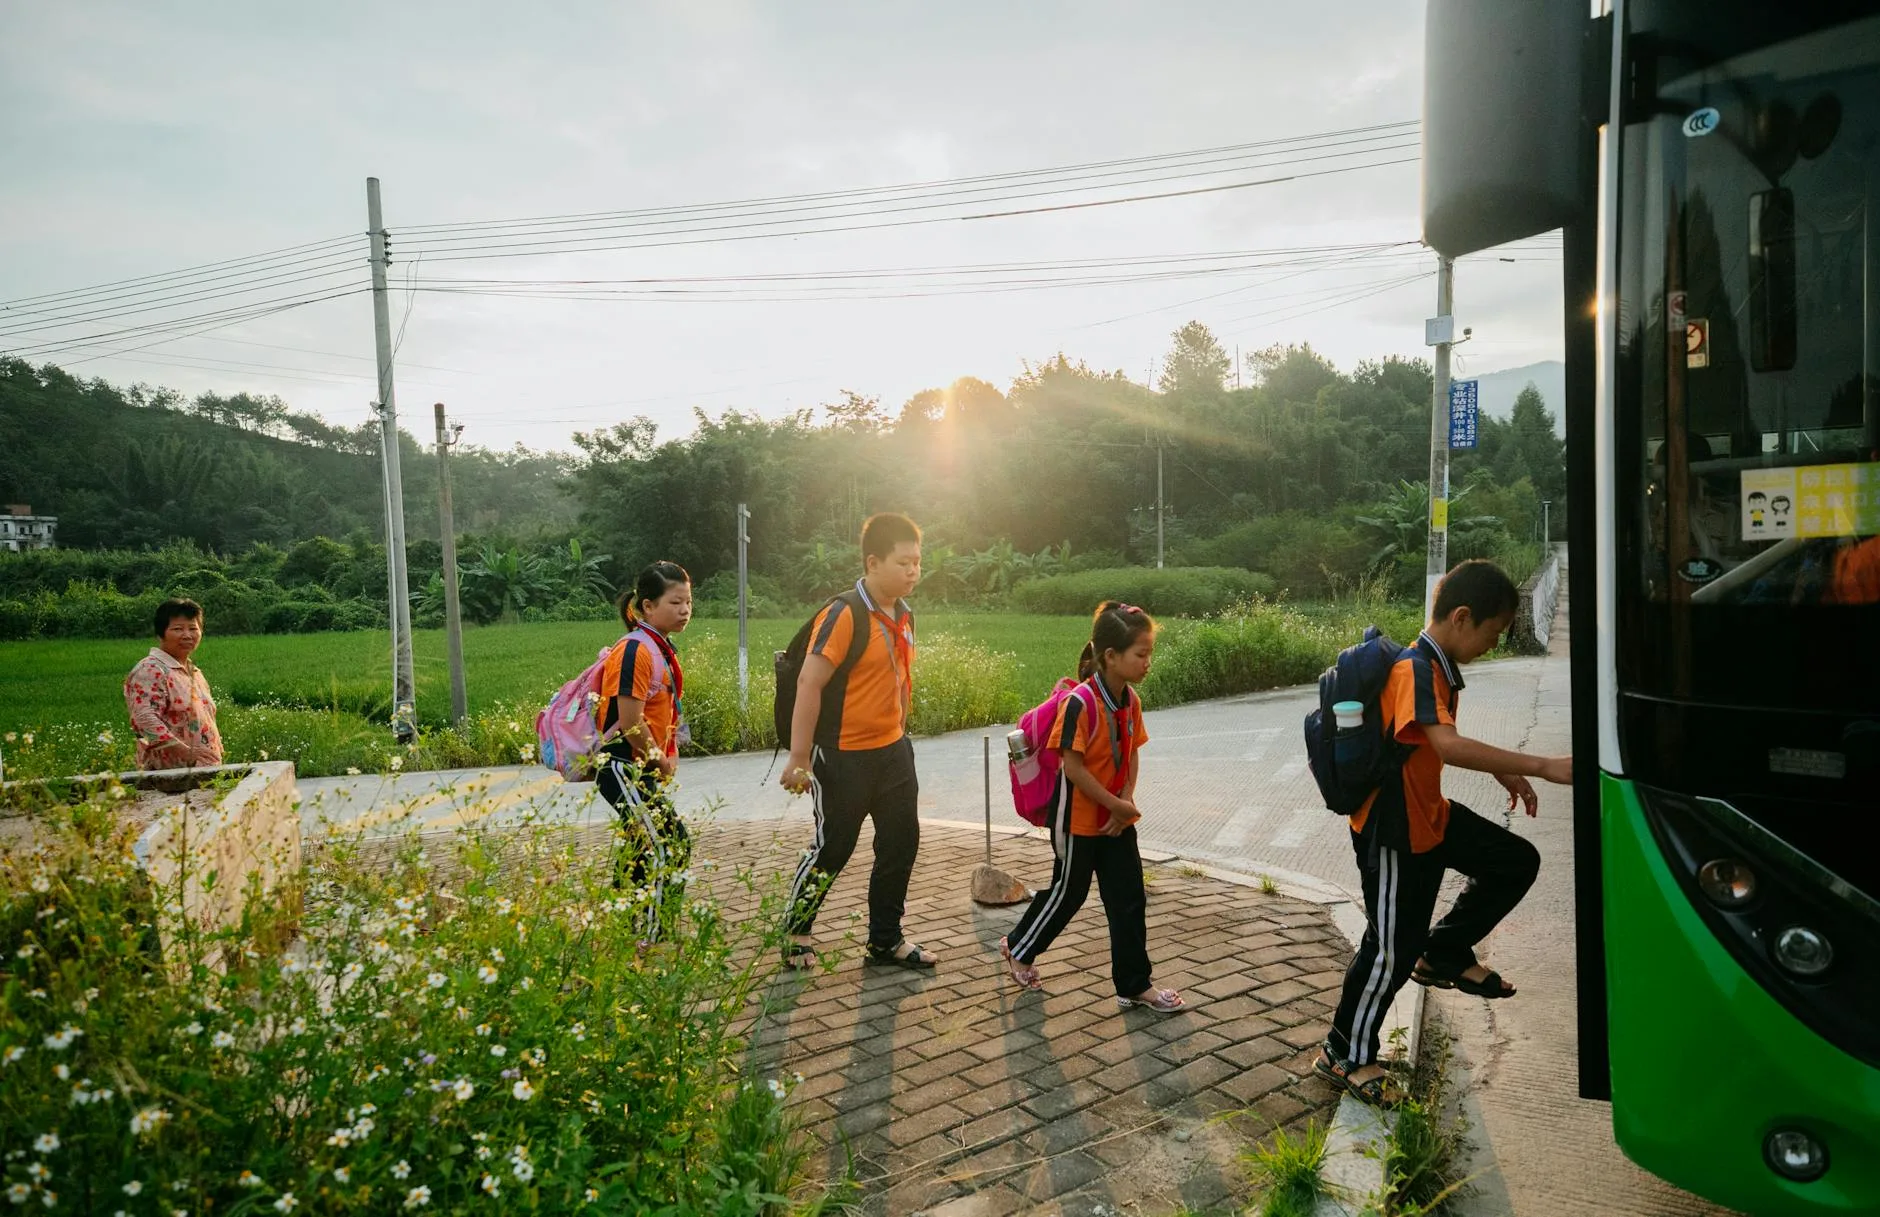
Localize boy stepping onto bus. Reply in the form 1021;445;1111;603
1002;602;1184;1013
779;513;936;971
1318;560;1571;1107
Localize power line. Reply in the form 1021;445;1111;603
0;259;365;338
0;235;359;312
398;120;1422;236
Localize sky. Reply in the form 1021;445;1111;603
0;0;1565;453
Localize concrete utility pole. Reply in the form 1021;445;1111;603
1542;499;1552;545
1424;254;1457;622
435;403;468;726
736;502;751;710
376;412;401;723
1155;439;1166;570
368;176;416;741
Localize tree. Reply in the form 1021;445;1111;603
1158;321;1231;396
823;390;888;433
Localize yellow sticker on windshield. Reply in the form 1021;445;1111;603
1741;462;1879;540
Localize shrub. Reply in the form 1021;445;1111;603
1010;567;1278;617
1140;596;1423;709
0;785;836;1215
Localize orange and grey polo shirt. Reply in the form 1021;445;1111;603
807;582;914;752
596;627;682;757
1349;632;1462;854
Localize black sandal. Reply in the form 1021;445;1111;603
1415;962;1515;999
865;941;937;970
781;943;819;971
1311;1049;1349;1088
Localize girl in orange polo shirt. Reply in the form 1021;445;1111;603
596;561;692;940
1002;602;1185;1012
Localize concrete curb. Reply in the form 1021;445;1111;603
933;815;1413;1214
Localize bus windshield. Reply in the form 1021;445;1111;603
1618;11;1880;711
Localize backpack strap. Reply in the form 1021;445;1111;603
1070;680;1129;796
825;590;873;678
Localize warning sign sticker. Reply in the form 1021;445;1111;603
1741;462;1880;541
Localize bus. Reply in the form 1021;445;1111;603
1424;3;1879;1213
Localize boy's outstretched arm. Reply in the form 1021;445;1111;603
1422;722;1573;790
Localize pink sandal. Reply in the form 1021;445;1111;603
1117;986;1185;1013
999;937;1043;991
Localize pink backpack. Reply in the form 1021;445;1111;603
535;633;675;780
1009;678;1105;826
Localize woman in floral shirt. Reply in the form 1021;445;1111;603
123;598;223;770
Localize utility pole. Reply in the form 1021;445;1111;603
736;502;750;710
434;403;468;726
376;411;401;720
1542;499;1552;546
1155;439;1166;569
368;177;416;742
1424;254;1458;622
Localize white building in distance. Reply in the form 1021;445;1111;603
1;505;57;552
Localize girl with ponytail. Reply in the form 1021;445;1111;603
1001;601;1184;1012
596;561;693;940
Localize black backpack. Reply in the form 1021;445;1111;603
1303;626;1415;814
773;590;876;750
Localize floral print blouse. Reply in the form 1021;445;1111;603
124;647;223;770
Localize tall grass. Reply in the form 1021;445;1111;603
0;784;840;1215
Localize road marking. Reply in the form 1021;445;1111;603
1269;807;1323;849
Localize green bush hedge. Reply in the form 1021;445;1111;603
1009;567;1279;617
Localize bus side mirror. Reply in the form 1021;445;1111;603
1749;188;1797;372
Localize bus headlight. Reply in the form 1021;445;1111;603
1764;1128;1829;1182
1773;926;1833;977
1696;858;1757;907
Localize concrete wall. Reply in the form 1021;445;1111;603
1511;546;1564;654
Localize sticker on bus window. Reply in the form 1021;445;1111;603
1742;462;1880;540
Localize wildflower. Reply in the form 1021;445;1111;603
345;767;361;776
489;947;505;963
517;745;533;763
16;944;37;960
130;1107;170;1136
180;1022;203;1038
420;1052;437;1066
584;1188;599;1203
211;1031;235;1049
258;750;270;760
426;972;446;989
52;1065;68;1081
571;1023;586;1041
273;1194;297;1213
3;1047;23;1065
476;1023;491;1037
43;1025;81;1050
489;1045;506;1057
37;1191;54;1209
32;1134;57;1154
27;874;49;894
237;1171;262;1188
4;1183;26;1204
477;964;498;985
767;1077;787;1101
97;731;113;745
287;1018;307;1036
324;1128;352;1148
28;990;46;1000
403;1186;431;1208
475;1146;493;1161
391;1160;412;1180
3;732;12;741
333;1167;350;1183
512;1079;535;1101
122;1182;143;1196
479;1175;499;1197
452;1078;474;1101
25;1165;48;1186
519;976;533;990
511;1159;534;1183
341;961;365;982
388;756;403;773
19;733;30;746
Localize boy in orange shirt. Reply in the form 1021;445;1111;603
1318;561;1572;1106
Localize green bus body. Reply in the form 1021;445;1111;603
1604;776;1880;1215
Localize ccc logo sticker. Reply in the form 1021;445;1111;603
1682;107;1721;137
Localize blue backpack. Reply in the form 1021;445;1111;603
1303;626;1414;814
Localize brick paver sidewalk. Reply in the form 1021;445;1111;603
699;818;1348;1216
